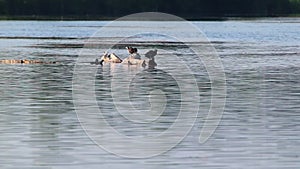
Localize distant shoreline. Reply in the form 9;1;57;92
0;15;299;21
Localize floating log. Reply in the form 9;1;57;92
0;60;57;64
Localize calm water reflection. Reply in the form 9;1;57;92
0;19;300;168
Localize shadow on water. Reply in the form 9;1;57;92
25;64;76;165
95;64;182;136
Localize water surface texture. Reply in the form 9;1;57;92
0;19;300;168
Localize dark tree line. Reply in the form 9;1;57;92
0;0;299;19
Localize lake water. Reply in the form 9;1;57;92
0;18;300;168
